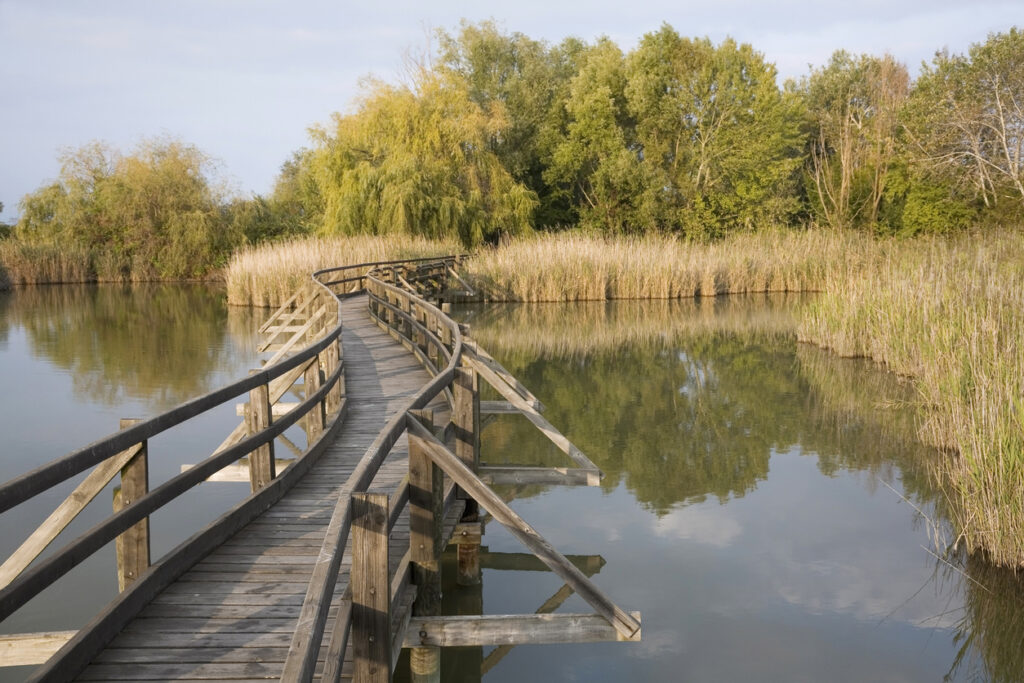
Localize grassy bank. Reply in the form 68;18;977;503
461;230;874;301
799;231;1024;566
0;241;94;288
224;235;462;306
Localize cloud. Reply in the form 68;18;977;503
651;505;743;548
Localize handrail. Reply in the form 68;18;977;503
281;263;465;681
0;254;459;682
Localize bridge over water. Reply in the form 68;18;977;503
0;258;640;682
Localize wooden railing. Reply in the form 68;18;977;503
279;263;635;682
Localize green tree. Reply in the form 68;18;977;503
626;26;804;236
545;38;651;233
0;202;11;240
905;28;1024;219
798;51;911;230
437;21;587;226
15;138;238;279
309;66;537;246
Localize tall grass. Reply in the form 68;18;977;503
224;235;463;306
0;242;94;287
799;231;1024;566
463;230;875;301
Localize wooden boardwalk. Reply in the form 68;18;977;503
0;258;639;683
78;295;443;681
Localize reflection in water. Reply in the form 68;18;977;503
3;284;260;409
449;298;1024;683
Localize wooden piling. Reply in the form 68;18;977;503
352;492;391;683
112;418;150;591
245;376;275;492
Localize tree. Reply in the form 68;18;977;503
309;66;536;247
799;51;910;230
15;138;237;279
545;38;652;233
437;21;587;226
906;29;1024;214
625;26;804;236
0;202;11;240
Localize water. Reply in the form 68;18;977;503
2;289;1022;681
410;297;1024;683
0;283;266;680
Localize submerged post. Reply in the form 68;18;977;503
408;410;443;682
453;339;482;586
112;418;150;591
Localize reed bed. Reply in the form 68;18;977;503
224;234;462;306
799;231;1024;566
463;230;875;301
0;241;94;287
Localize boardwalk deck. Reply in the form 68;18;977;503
75;295;444;682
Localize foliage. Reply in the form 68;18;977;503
308;66;537;247
14;138;238;280
0;202;11;240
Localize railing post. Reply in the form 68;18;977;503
324;338;343;417
453;348;482;587
112;418;150;591
352;492;390;683
245;374;275;492
304;355;325;443
408;411;443;616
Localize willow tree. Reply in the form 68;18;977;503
15;139;235;279
310;68;537;247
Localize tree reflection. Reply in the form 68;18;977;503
3;284;260;409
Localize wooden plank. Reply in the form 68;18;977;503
352;492;390;683
479;550;606;576
0;631;76;667
0;443;141;589
304;352;325;442
479;466;601;487
234;401;298;417
467;342;543;411
405;417;640;640
403;613;642;647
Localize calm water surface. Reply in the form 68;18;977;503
3;289;1023;682
0;284;266;680
407;297;1024;683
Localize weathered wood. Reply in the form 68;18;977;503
262;305;327;366
479;550;606;576
409;646;440;683
456;523;481;587
452;367;480;518
468;344;544;411
467;356;600;474
245;379;275;492
303;352;325;442
0;631;76;667
404;613;642;647
178;458;295;483
0;443;141;589
479;465;601;487
258;288;302;334
408;412;442;617
113;418;150;592
405;417;640;641
319;597;352;683
235;401;297;417
352;492;390;683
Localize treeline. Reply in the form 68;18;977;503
301;21;1024;241
3;21;1022;282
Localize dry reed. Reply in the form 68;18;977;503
224;235;462;306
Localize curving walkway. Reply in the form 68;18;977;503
75;295;443;681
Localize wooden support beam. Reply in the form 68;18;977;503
303;353;325;442
245;378;275;492
0;630;76;667
452;367;480;519
234;401;298;417
178;458;295;483
409;412;442;618
478;549;606;576
468;344;544;411
449;522;482;545
112;418;149;592
405;418;640;641
479;466;601;487
455;523;481;587
0;442;141;589
467;356;600;475
352;492;391;683
403;613;642;648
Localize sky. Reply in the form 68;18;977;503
1;0;1022;223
